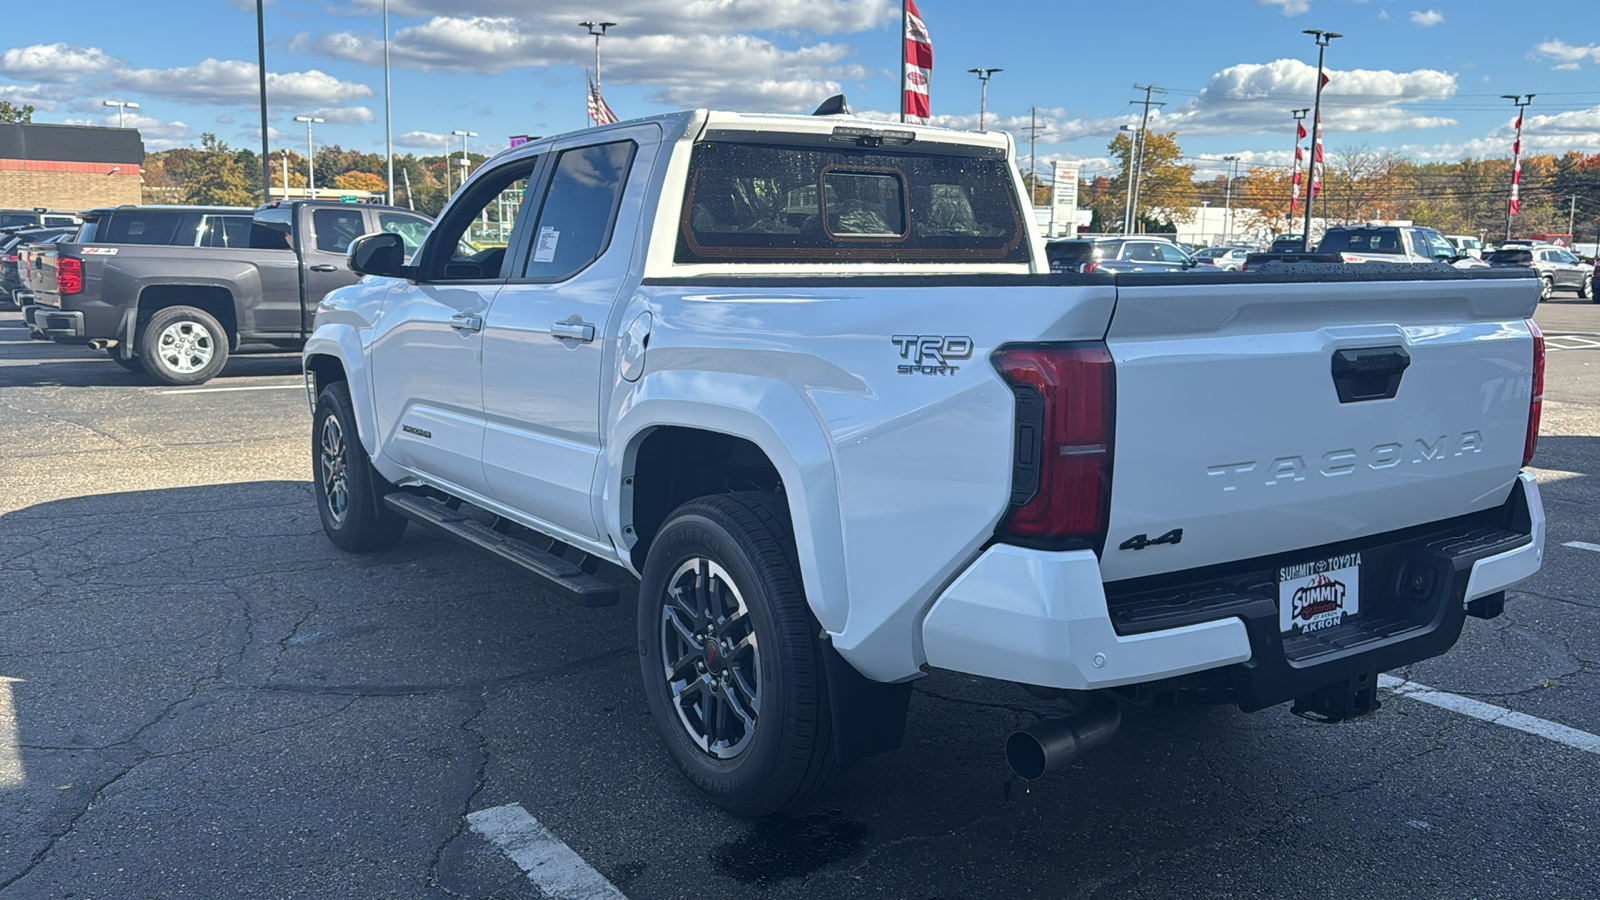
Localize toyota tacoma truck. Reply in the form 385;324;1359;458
23;200;432;384
303;106;1546;816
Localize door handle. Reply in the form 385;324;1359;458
309;264;340;272
551;321;596;342
449;313;483;333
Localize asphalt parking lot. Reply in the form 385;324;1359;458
2;298;1599;900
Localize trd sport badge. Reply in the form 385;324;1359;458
892;334;973;375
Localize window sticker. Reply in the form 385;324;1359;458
533;226;560;263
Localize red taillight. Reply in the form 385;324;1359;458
1524;319;1543;467
57;257;82;294
994;344;1115;549
1082;261;1099;274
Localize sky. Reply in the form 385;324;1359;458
2;0;1597;184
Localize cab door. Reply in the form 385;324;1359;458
299;206;369;333
368;156;543;498
478;124;660;542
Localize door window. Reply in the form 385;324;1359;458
418;159;537;281
377;213;433;254
312;208;369;254
1155;242;1190;264
1125;242;1160;262
522;141;637;281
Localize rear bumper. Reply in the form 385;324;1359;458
921;472;1543;704
23;305;86;340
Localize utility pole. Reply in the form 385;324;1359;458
1129;83;1165;235
280;148;288;199
1569;195;1578;244
1301;29;1341;248
294;115;324;199
1501;94;1534;241
1024;107;1043;206
967;68;1000;131
1222;156;1239;243
1120;124;1137;234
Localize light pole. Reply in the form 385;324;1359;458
580;20;617;86
1301;29;1341;249
966;68;1000;131
1120;124;1138;234
294;115;324;199
1502;93;1534;241
256;0;271;203
1288;108;1309;233
280;148;289;200
102;99;139;128
1222;155;1239;242
383;0;393;206
452;130;477;191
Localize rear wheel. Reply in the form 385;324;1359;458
637;492;840;817
1580;273;1593;300
313;380;408;552
138;305;229;385
1539;276;1553;302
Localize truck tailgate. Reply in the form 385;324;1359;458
1100;273;1538;583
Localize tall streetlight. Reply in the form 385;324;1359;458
256;0;272;203
451;130;477;192
1222;155;1240;242
294;115;324;199
102;99;140;128
966;68;1001;131
383;0;394;206
580;21;617;86
1301;29;1341;248
1502;93;1534;241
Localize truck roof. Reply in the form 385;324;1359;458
80;205;254;217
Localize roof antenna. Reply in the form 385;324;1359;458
812;95;851;116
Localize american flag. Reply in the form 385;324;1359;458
587;71;618;127
902;0;932;124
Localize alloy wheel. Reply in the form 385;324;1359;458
319;414;349;525
660;557;761;759
156;320;214;374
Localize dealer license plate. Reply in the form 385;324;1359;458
1278;553;1361;635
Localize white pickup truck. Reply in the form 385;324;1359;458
304;106;1546;815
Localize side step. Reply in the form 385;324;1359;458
384;492;620;607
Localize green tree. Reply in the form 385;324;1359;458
180;134;254;206
1088;130;1195;233
0;101;34;123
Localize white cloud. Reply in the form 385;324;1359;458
1409;10;1444;26
1378;10;1390;20
116;59;372;108
395;130;453;148
1530;40;1600;68
0;43;119;83
1256;0;1311;15
62;112;193;149
347;0;897;35
307;106;375;124
1153;59;1459;135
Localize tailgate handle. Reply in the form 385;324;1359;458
1331;346;1410;403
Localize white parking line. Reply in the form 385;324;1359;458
1380;674;1600;756
157;384;303;395
1561;541;1600;553
467;803;627;900
0;677;23;789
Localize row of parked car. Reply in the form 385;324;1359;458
7;200;433;384
1045;227;1596;301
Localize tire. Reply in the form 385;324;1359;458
1581;274;1594;301
1539;276;1553;302
138;305;229;385
313;380;408;553
106;347;145;373
637;491;840;817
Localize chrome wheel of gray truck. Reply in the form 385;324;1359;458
637;492;841;817
138;306;229;385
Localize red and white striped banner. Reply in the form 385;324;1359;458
902;0;932;124
1310;114;1324;200
1509;113;1524;216
587;71;618;127
1289;119;1306;216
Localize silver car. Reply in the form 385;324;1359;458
1193;246;1251;271
1486;244;1593;300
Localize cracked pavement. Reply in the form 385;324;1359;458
3;301;1600;899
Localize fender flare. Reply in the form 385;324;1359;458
302;325;379;457
605;369;850;637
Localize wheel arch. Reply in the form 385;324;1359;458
608;377;849;637
135;284;239;349
302;325;379;457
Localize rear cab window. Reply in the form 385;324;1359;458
674;136;1028;265
98;211;204;245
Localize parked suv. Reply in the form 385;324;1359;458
0;208;82;230
1045;236;1197;273
1193;246;1251;271
1485;244;1592;300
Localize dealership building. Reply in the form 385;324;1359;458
0;123;143;211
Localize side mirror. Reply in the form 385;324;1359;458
347;232;409;278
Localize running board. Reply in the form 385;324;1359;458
384;493;619;607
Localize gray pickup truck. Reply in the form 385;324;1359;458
24;200;433;384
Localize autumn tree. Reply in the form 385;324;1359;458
332;170;387;193
1087;130;1195;233
177;134;253;206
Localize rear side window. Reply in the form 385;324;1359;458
199;215;253;248
1488;249;1533;265
675;141;1027;264
98;211;202;245
522;140;636;281
249;206;294;250
312;208;368;254
0;214;36;228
